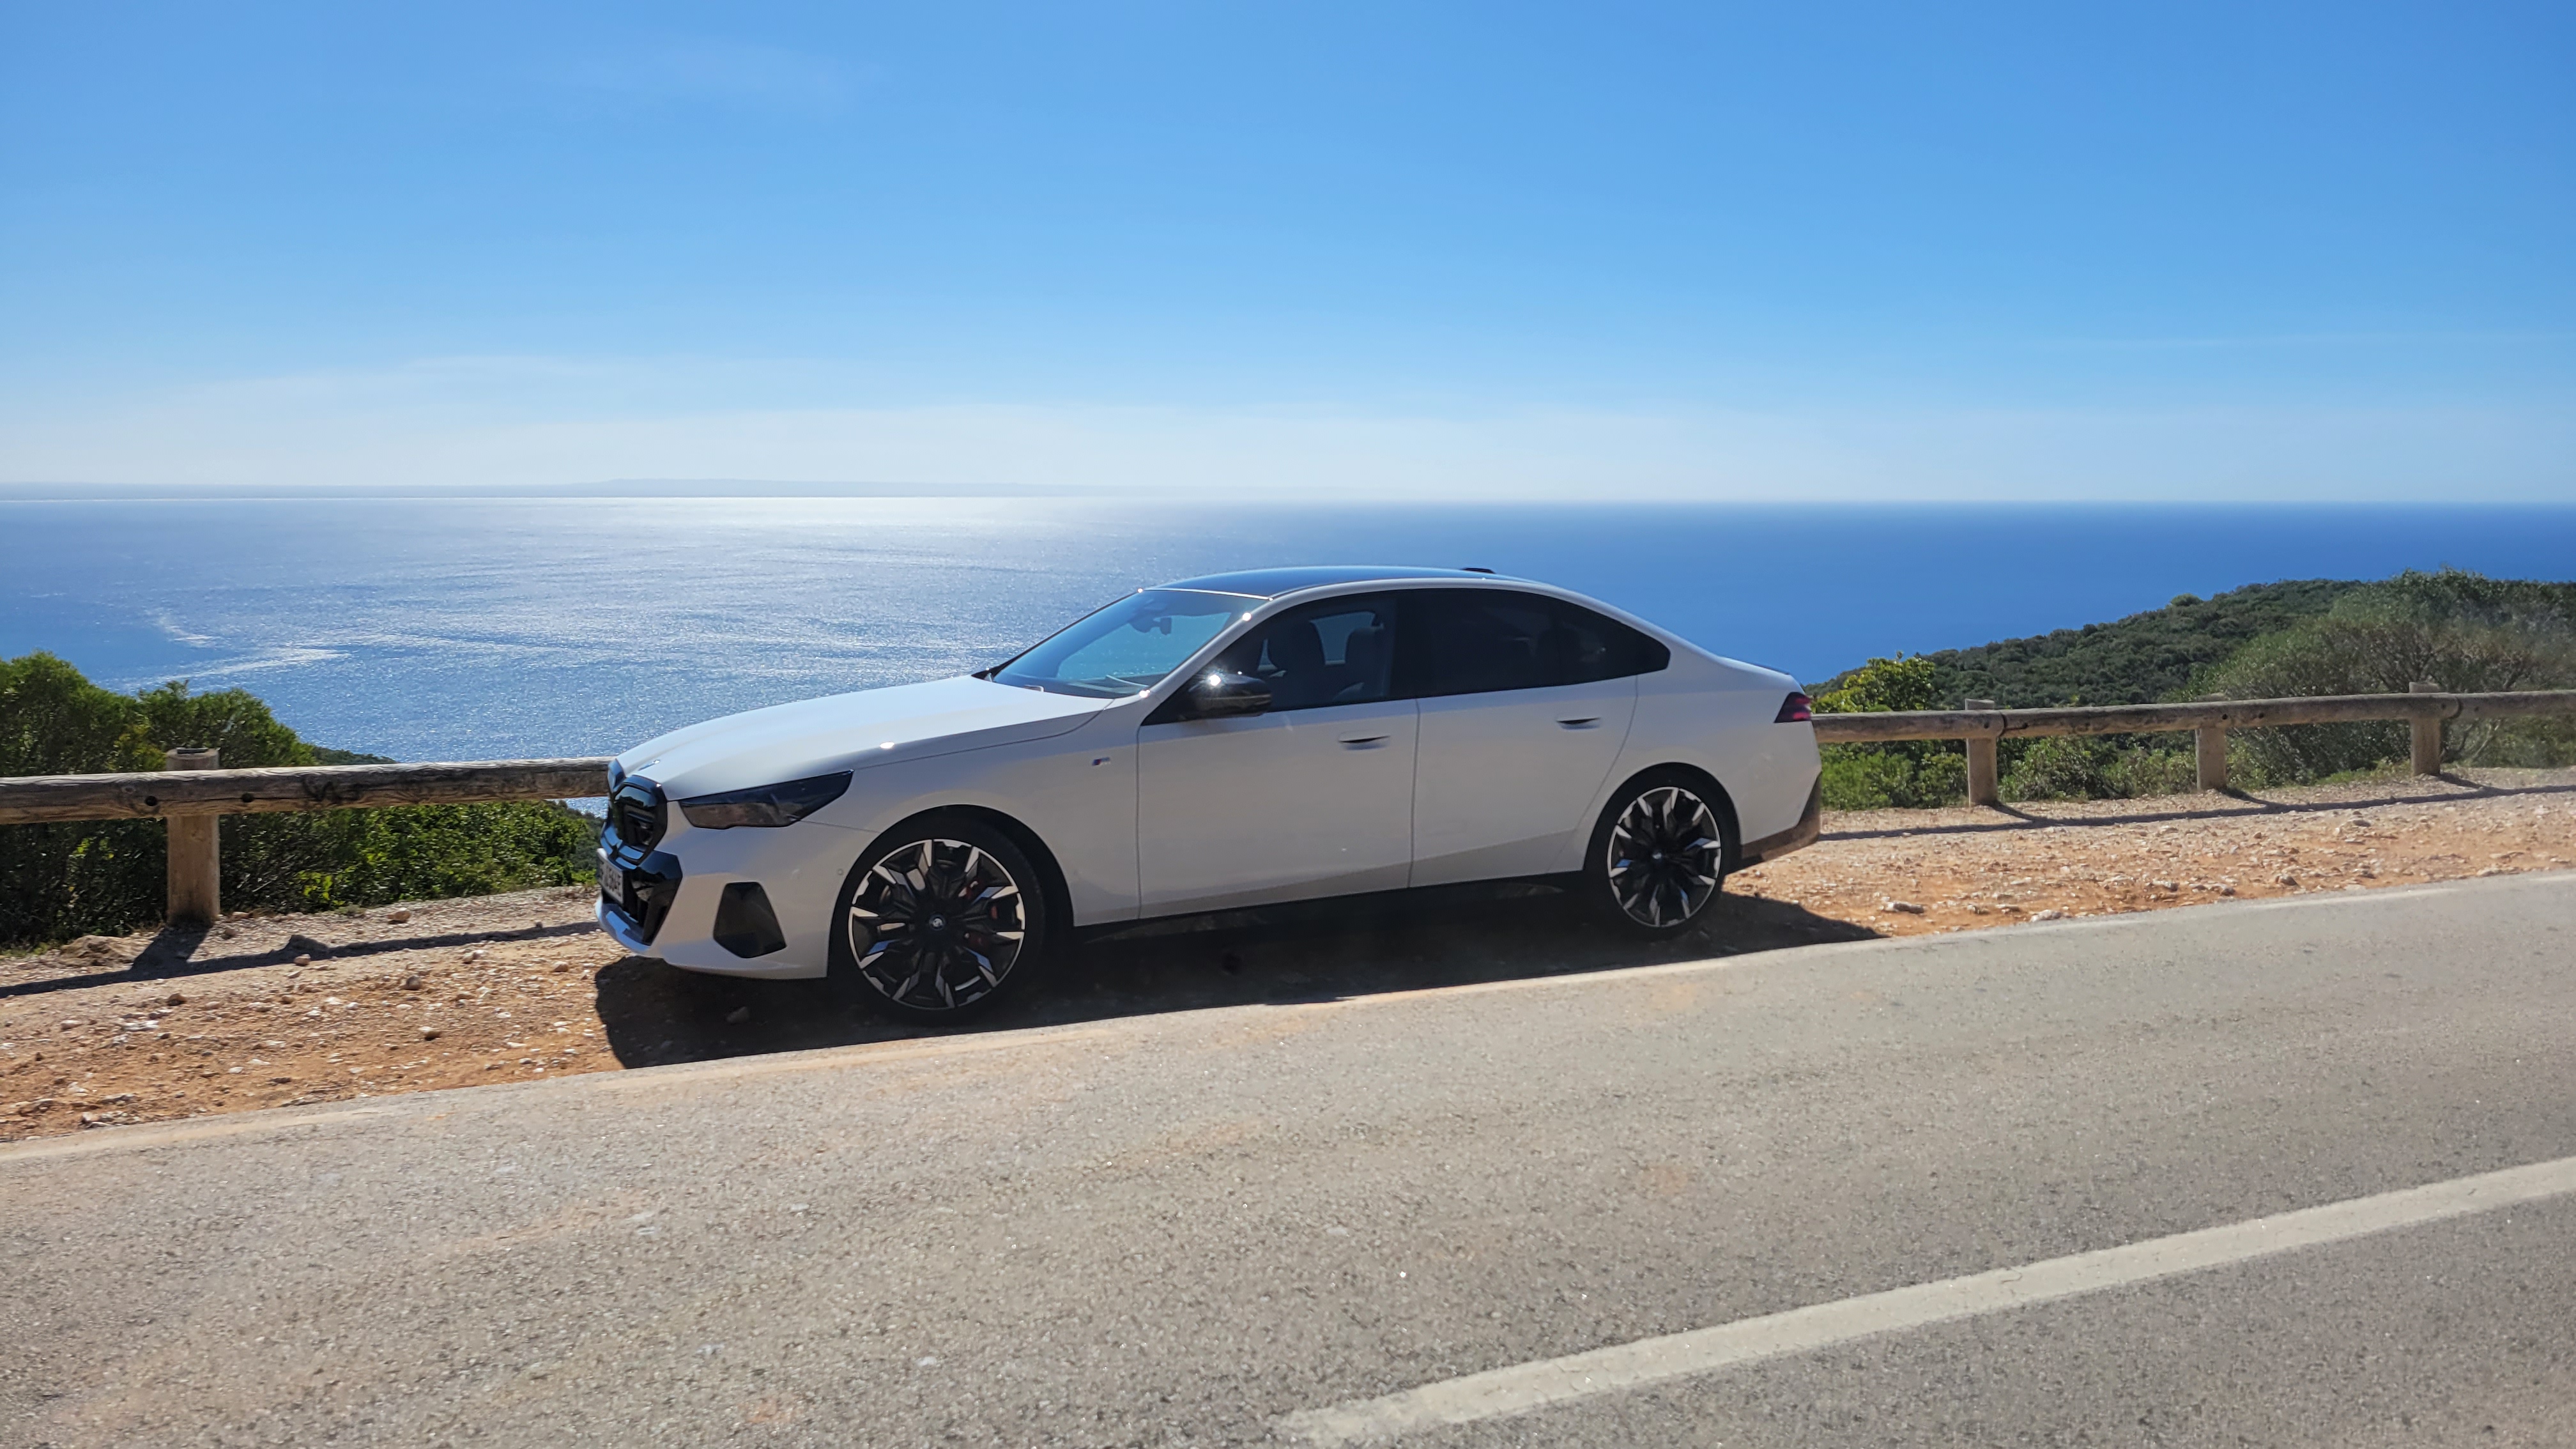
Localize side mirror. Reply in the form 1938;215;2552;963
1185;670;1272;719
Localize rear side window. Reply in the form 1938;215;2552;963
1414;590;1669;697
1554;600;1670;682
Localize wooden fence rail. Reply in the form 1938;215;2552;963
2;687;2572;926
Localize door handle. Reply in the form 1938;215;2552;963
1337;734;1391;747
1556;717;1602;728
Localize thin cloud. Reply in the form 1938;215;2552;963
2032;329;2576;352
3;361;2570;502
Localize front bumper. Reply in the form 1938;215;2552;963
592;782;852;980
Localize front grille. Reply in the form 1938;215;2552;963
608;779;666;852
601;778;678;943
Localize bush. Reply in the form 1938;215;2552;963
2196;569;2576;784
0;654;597;947
1812;656;1969;810
1999;737;2196;802
1820;747;1966;811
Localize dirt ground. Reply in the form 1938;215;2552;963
5;767;2570;1143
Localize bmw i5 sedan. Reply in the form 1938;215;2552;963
597;566;1823;1020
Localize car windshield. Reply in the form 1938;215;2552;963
992;588;1253;698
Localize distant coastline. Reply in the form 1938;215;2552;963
0;478;1071;502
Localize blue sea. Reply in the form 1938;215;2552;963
4;497;2572;763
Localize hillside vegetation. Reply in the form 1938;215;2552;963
1821;578;2361;709
0;653;596;948
1813;569;2576;810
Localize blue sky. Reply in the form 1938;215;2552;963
2;1;2570;498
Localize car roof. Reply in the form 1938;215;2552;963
1157;565;1514;599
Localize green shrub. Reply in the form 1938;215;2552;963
2196;569;2576;784
2000;737;2196;802
1820;747;1966;811
1812;656;1969;810
0;653;597;947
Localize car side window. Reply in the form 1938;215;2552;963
1418;590;1669;696
1212;594;1400;712
1553;601;1671;682
1418;590;1556;696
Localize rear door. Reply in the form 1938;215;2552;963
1135;592;1418;915
1408;589;1644;886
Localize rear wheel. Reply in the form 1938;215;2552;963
1583;771;1731;938
828;815;1050;1022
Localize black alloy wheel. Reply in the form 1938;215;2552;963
1585;772;1731;937
829;816;1050;1021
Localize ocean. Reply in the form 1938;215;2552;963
4;497;2572;763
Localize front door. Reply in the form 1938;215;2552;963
1409;588;1642;886
1136;594;1418;916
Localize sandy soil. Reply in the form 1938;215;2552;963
5;767;2570;1142
1733;766;2575;935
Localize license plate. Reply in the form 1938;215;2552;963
597;855;625;902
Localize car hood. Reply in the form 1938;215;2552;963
617;675;1112;799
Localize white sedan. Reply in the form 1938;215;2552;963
597;566;1822;1020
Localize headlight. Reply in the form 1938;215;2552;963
675;771;852;830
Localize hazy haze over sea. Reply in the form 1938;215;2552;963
4;497;2572;763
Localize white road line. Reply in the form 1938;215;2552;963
1278;1153;2576;1446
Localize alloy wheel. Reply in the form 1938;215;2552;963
847;838;1029;1011
1604;785;1724;928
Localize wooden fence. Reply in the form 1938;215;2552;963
1;686;2570;926
1807;684;2576;806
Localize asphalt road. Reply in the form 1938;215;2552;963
4;873;2572;1448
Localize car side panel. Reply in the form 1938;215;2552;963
1409;677;1636;887
825;707;1146;926
1572;651;1820;870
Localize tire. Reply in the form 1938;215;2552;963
827;813;1052;1022
1581;770;1734;939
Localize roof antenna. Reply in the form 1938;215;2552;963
1460;565;1494;574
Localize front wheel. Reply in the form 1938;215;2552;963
828;815;1052;1022
1582;771;1733;938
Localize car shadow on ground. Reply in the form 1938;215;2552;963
591;882;1875;1069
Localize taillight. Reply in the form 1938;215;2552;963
1775;691;1813;723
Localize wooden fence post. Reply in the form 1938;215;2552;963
2196;723;2228;792
2193;693;2229;791
2409;680;2443;776
1964;699;2000;806
164;747;221;926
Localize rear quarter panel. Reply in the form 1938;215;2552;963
1598;648;1820;859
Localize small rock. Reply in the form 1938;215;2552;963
2029;908;2066;922
294;954;312;966
420;1026;441;1041
387;907;413;924
1880;900;1926;915
165;992;186;1006
725;1006;752;1024
401;974;425;990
